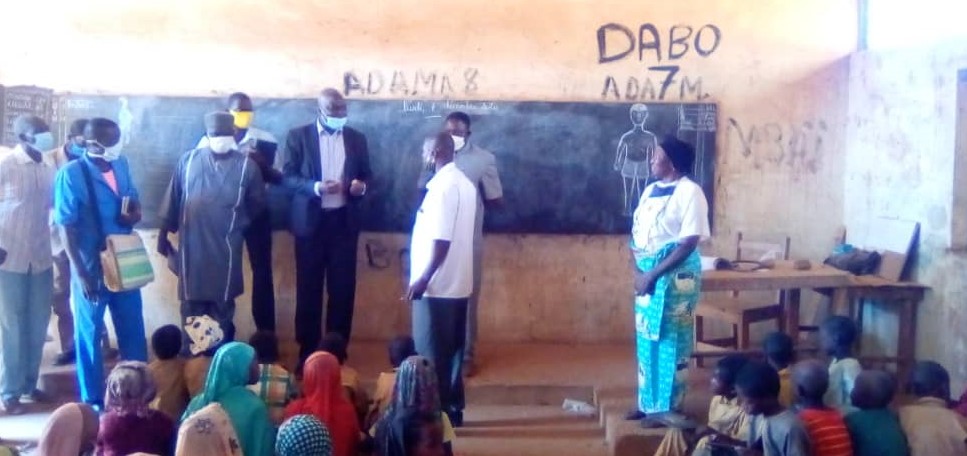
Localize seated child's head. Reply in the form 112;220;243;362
851;369;896;410
249;331;280;365
318;332;348;365
711;355;749;398
763;331;794;370
388;335;417;368
820;316;857;358
792;359;830;407
735;360;781;416
908;360;951;400
151;324;182;361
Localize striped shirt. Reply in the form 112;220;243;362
0;145;55;274
247;363;296;426
799;408;854;456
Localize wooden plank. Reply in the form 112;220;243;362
702;264;851;292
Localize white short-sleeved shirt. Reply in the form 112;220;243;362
631;176;710;253
410;163;478;298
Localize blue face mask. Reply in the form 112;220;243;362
30;132;54;152
323;116;347;131
68;142;86;157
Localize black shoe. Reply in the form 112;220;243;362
448;410;464;428
54;349;76;366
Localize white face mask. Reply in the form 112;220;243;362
102;144;122;162
87;141;122;162
451;135;466;151
208;136;237;154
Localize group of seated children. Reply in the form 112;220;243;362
657;316;967;456
26;319;452;456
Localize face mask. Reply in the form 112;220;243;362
208;136;238;154
323;116;347;131
451;135;466;151
31;132;54;152
102;144;122;162
231;110;254;130
68;142;86;157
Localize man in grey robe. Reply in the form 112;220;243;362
158;111;266;351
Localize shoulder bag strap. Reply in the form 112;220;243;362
78;161;107;251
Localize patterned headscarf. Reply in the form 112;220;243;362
105;361;157;416
176;403;242;456
276;415;333;456
387;355;441;417
185;315;225;355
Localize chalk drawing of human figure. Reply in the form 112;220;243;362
614;104;657;215
118;96;134;147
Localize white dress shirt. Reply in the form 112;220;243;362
316;121;347;209
0;145;55;273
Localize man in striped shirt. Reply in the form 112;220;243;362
793;360;854;456
0;115;57;415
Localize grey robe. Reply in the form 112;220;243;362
161;148;266;302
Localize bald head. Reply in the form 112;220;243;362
423;132;456;168
851;370;895;409
792;360;829;403
318;88;347;119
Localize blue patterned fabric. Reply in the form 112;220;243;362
632;241;702;414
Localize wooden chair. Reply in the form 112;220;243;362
694;232;791;363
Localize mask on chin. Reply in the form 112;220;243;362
208;136;238;154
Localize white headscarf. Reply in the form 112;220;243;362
176;403;242;456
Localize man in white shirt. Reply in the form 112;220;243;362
0;115;57;414
407;132;478;427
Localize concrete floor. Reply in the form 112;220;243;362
0;339;716;456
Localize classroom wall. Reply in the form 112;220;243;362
846;43;967;393
0;0;856;345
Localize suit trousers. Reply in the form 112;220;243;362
412;297;468;414
245;210;275;332
294;207;359;362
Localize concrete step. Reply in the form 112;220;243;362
455;405;607;456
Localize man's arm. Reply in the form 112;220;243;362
280;127;320;196
481;152;503;210
157;157;184;256
244;157;268;218
53;168;98;300
349;131;372;198
406;240;451;300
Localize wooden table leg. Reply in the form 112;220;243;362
831;287;850;315
897;299;918;383
786;289;801;342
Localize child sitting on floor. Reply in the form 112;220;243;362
763;331;795;408
248;331;297;426
737;361;811;456
654;355;751;456
820;316;861;412
147;324;189;420
319;332;369;424
899;361;967;456
844;369;908;456
792;360;853;456
368;335;417;427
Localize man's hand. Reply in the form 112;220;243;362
119;200;142;226
77;269;99;303
349;179;366;196
157;233;173;256
406;276;429;301
0;247;6;266
316;180;342;196
634;270;658;296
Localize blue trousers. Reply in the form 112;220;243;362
0;268;53;401
71;279;147;405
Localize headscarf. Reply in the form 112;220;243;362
37;403;99;456
375;356;444;456
276;415;333;456
183;342;275;456
176;403;242;456
659;134;696;174
284;351;359;456
185;315;225;355
105;361;157;416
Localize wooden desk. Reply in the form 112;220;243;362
701;264;852;342
843;275;929;382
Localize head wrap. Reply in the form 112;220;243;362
185;315;225;355
205;111;235;137
176;403;242;456
105;361;157;416
276;415;333;456
660;135;696;174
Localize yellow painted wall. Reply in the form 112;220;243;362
0;0;857;343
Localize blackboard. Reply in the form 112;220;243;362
55;95;716;234
1;85;54;146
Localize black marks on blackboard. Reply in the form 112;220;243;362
597;23;721;102
726;117;829;174
344;68;481;97
0;86;54;146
